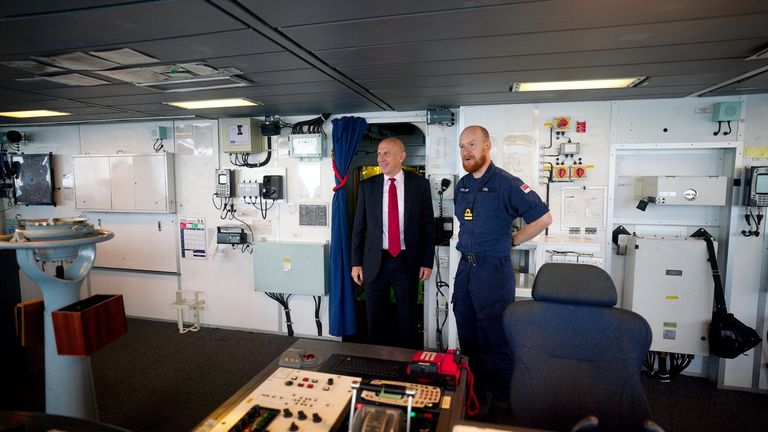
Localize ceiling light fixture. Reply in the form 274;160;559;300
138;75;252;93
0;110;71;118
511;77;645;92
164;98;260;109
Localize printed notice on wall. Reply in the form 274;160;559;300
180;217;206;260
560;187;607;232
299;204;328;226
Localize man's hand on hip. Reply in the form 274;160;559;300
419;267;432;281
351;266;364;285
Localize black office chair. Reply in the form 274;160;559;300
503;263;654;431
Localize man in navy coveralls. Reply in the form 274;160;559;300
453;125;552;408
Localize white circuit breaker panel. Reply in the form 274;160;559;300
623;237;715;356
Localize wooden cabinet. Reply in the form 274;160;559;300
73;153;175;213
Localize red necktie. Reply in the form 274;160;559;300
388;178;401;257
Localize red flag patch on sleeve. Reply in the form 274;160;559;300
520;183;531;193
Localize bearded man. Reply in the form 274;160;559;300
453;125;552;414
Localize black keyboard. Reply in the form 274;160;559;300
323;354;407;381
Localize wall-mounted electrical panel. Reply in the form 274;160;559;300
711;102;742;122
252;241;329;296
289;134;326;158
623;237;714;355
260;175;284;200
73;153;175;213
219;118;265;153
634;176;728;206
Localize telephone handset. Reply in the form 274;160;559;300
407;349;461;389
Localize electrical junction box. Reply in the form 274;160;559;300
426;108;455;126
623;237;715;355
634;176;728;206
289;134;326;158
252;241;329;296
237;181;260;199
429;174;456;200
711;102;742;122
559;141;580;155
219;118;265;153
217;226;247;244
151;126;169;140
260;175;284;200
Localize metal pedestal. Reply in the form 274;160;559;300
0;226;113;420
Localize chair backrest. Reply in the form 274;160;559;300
503;263;652;431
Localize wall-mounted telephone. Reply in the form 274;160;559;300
215;169;235;198
743;166;768;207
407;349;461;390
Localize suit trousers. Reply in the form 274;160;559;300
365;252;420;348
452;255;516;403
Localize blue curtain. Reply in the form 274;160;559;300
329;116;368;336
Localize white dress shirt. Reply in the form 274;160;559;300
382;169;405;251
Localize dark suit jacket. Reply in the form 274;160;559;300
351;171;435;281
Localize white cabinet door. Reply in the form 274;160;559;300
73;156;111;210
109;156;135;211
133;155;167;211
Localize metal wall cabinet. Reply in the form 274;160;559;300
252;241;329;296
73;156;112;210
73;153;176;213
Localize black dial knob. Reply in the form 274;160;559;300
283;408;293;418
297;410;307;421
327;378;334;385
312;413;322;423
289;421;299;431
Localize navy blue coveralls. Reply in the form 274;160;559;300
453;162;549;403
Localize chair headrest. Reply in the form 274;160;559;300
532;263;617;306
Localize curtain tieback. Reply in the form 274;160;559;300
332;159;347;192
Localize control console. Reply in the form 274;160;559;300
206;367;360;432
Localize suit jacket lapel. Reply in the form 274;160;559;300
403;172;413;230
373;174;384;231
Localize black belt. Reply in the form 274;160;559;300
460;253;508;266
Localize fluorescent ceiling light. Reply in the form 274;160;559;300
139;75;252;93
164;98;260;109
0;110;71;118
511;77;645;92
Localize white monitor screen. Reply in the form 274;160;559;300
218;173;228;184
755;173;768;194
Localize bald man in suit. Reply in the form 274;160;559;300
351;137;435;348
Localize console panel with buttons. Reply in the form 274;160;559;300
207;367;360;432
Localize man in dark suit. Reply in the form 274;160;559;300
351;137;435;348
